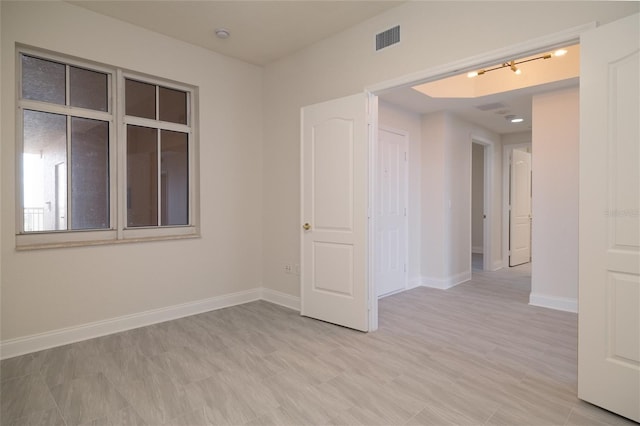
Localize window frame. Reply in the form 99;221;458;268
118;70;197;241
15;47;199;249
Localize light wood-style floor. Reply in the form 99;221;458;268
1;263;635;425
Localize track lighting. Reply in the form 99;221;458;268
467;51;561;78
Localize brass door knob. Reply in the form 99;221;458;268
303;223;311;231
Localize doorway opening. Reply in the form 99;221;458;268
368;29;584;330
503;143;532;268
471;141;488;273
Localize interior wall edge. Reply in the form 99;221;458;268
261;288;301;311
529;293;578;313
0;286;263;360
420;271;472;290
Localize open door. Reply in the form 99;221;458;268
509;148;532;266
579;13;639;422
300;93;370;332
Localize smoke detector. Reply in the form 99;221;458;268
215;28;230;39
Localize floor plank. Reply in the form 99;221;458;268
1;262;634;425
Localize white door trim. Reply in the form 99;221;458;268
367;92;379;332
376;125;409;297
470;136;494;272
502;142;532;268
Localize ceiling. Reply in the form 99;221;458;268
379;45;580;135
380;78;579;135
69;1;404;66
69;1;578;135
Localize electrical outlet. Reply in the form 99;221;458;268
284;264;293;274
293;264;300;275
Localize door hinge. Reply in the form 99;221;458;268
404;207;407;217
404;152;407;161
404;264;407;272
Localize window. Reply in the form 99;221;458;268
17;49;198;248
124;79;189;228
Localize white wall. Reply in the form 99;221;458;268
420;112;501;288
0;3;3;334
530;87;579;312
503;131;533;147
378;101;422;286
472;143;484;253
420;112;448;284
262;1;638;297
1;2;263;343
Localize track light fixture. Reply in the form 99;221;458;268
467;51;560;78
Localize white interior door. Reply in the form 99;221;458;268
578;13;639;422
509;148;531;266
376;127;408;297
301;93;369;332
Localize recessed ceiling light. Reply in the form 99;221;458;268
553;49;568;57
215;28;230;39
505;115;524;123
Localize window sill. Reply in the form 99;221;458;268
15;227;200;251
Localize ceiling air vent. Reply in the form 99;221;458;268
475;102;507;111
376;25;400;51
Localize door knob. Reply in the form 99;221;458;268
303;223;311;231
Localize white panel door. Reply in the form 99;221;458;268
509;149;531;266
376;127;408;297
301;93;369;331
579;13;639;422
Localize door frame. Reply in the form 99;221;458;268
502;142;532;268
365;22;595;331
376;125;410;297
470;137;494;272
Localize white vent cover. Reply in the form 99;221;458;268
376;25;400;51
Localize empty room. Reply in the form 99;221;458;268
1;1;638;425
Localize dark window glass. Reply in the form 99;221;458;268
127;125;158;227
159;87;187;124
70;67;108;112
125;79;155;119
71;118;109;229
21;55;66;105
161;130;188;225
22;110;67;232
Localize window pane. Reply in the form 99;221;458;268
71;118;109;229
70;67;108;111
125;79;155;119
127;125;158;227
21;55;66;105
161;130;188;226
22;110;67;232
159;87;187;124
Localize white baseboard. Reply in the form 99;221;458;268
1;288;262;360
492;260;504;271
261;288;300;311
421;271;472;290
472;246;484;254
529;293;578;313
407;277;423;290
